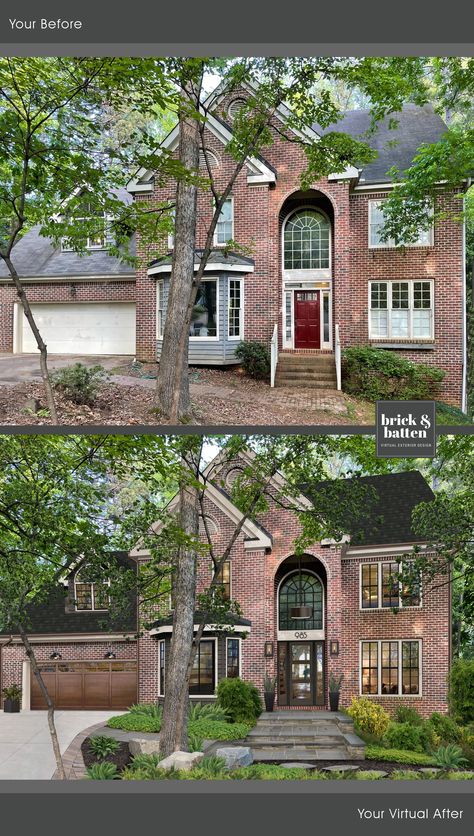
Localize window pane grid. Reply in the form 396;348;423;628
189;641;215;695
190;281;217;338
226;638;240;678
362;642;378;694
284;210;330;270
369;200;433;247
361;564;379;609
279;572;323;630
381;641;399;695
228;280;241;338
361;640;420;696
382;562;400;608
369;281;433;339
402;641;420;694
216;199;233;244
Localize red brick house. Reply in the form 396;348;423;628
0;460;451;717
0;82;467;407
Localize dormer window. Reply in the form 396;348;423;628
74;567;110;611
61;203;110;252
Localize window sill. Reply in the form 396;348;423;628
370;342;435;350
361;693;422;699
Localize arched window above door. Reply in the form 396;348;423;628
278;571;323;630
283;209;330;270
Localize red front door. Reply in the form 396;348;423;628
295;291;320;349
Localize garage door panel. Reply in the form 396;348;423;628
22;303;136;355
111;673;137;709
56;674;84;708
84;674;110;708
31;660;137;710
31;672;56;710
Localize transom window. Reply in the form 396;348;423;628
278;571;323;631
74;567;110;612
369;200;433;248
361;640;421;696
361;562;421;610
284;210;330;270
214;198;234;245
369;280;433;340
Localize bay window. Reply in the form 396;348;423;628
189;640;216;695
361;640;421;696
190;280;218;338
369;200;433;248
369;280;433;340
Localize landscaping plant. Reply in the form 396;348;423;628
383;721;435;753
85;762;118;780
342;346;445;401
433;744;469;771
346;696;390;738
235;341;271;381
216;677;262;724
448;659;474;724
52;363;109;406
88;736;120;760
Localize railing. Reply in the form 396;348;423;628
270;323;279;388
335;323;342;391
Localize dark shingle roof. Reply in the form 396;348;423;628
148;248;254;270
0;188;135;280
306;470;435;546
318;103;448;184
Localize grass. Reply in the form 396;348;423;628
107;712;252;741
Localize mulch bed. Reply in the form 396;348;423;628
81;738;131;775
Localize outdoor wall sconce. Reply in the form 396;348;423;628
70;283;77;298
104;650;116;659
330;640;339;657
50;651;62;660
264;642;274;658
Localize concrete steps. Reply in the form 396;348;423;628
275;353;337;390
245;711;365;762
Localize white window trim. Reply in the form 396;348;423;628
167;208;175;251
281;205;332;277
189;637;219;697
213;197;234;247
225;636;242;679
368;200;434;249
156;280;164;339
158;639;165;697
359;639;423;697
282;287;333;351
61;213;112;252
227;278;244;341
74;570;111;612
189;277;220;341
359;561;423;611
368;280;434;341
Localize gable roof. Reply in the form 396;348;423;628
319;103;448;185
0;188;135;281
305;470;435;547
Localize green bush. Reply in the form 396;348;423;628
188;701;229;722
342;346;445;402
346;696;390;739
52;363;108;405
85;762;118;780
427;712;461;744
189;756;227;778
188;719;252;740
393;706;423;726
128;703;163;721
216;677;262;724
434;744;469;770
446;771;474;780
88;735;120;760
129;753;162;772
384;721;434;753
391;769;425;780
108;713;161;733
188;732;203;752
122;765;172;780
365;746;437;766
235;341;270;380
449;659;474;723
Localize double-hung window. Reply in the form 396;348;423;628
214;198;233;245
369;280;433;340
228;279;243;339
361;639;421;695
368;200;433;248
361;562;421;610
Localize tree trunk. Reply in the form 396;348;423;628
159;478;199;756
157;78;200;422
17;623;65;779
2;256;59;424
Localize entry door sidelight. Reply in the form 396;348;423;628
294;291;320;349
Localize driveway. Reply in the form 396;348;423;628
0;354;133;386
0;711;120;779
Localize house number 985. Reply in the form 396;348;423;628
294;631;307;639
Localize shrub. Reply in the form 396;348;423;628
1;684;22;701
190;756;227;778
447;771;474;780
365;746;437;766
52;363;108;405
426;712;461;744
188;701;229;722
384;722;434;753
128;703;163;721
216;677;262;724
391;769;425;780
85;762;118;780
235;341;270;380
434;744;469;770
342;346;445;402
188;732;203;752
449;659;474;724
188;719;252;741
88;735;120;760
346;696;390;739
108;713;161;733
129;753;162;772
122;765;172;780
393;706;423;726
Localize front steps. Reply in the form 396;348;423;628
245;711;365;762
274;353;337;390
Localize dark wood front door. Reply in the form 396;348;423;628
278;641;325;707
295;291;320;349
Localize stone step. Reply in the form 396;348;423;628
252;748;352;762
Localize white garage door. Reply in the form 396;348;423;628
21;302;136;355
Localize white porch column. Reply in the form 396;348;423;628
21;660;31;711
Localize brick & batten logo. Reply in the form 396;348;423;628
376;401;436;458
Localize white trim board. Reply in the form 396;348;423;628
148;261;254;276
149;623;250;637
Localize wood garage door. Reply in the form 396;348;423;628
21;302;136;355
31;660;137;710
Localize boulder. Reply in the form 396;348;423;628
159;750;204;771
215;746;253;769
129;738;161;757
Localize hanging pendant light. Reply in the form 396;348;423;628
290;556;313;620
